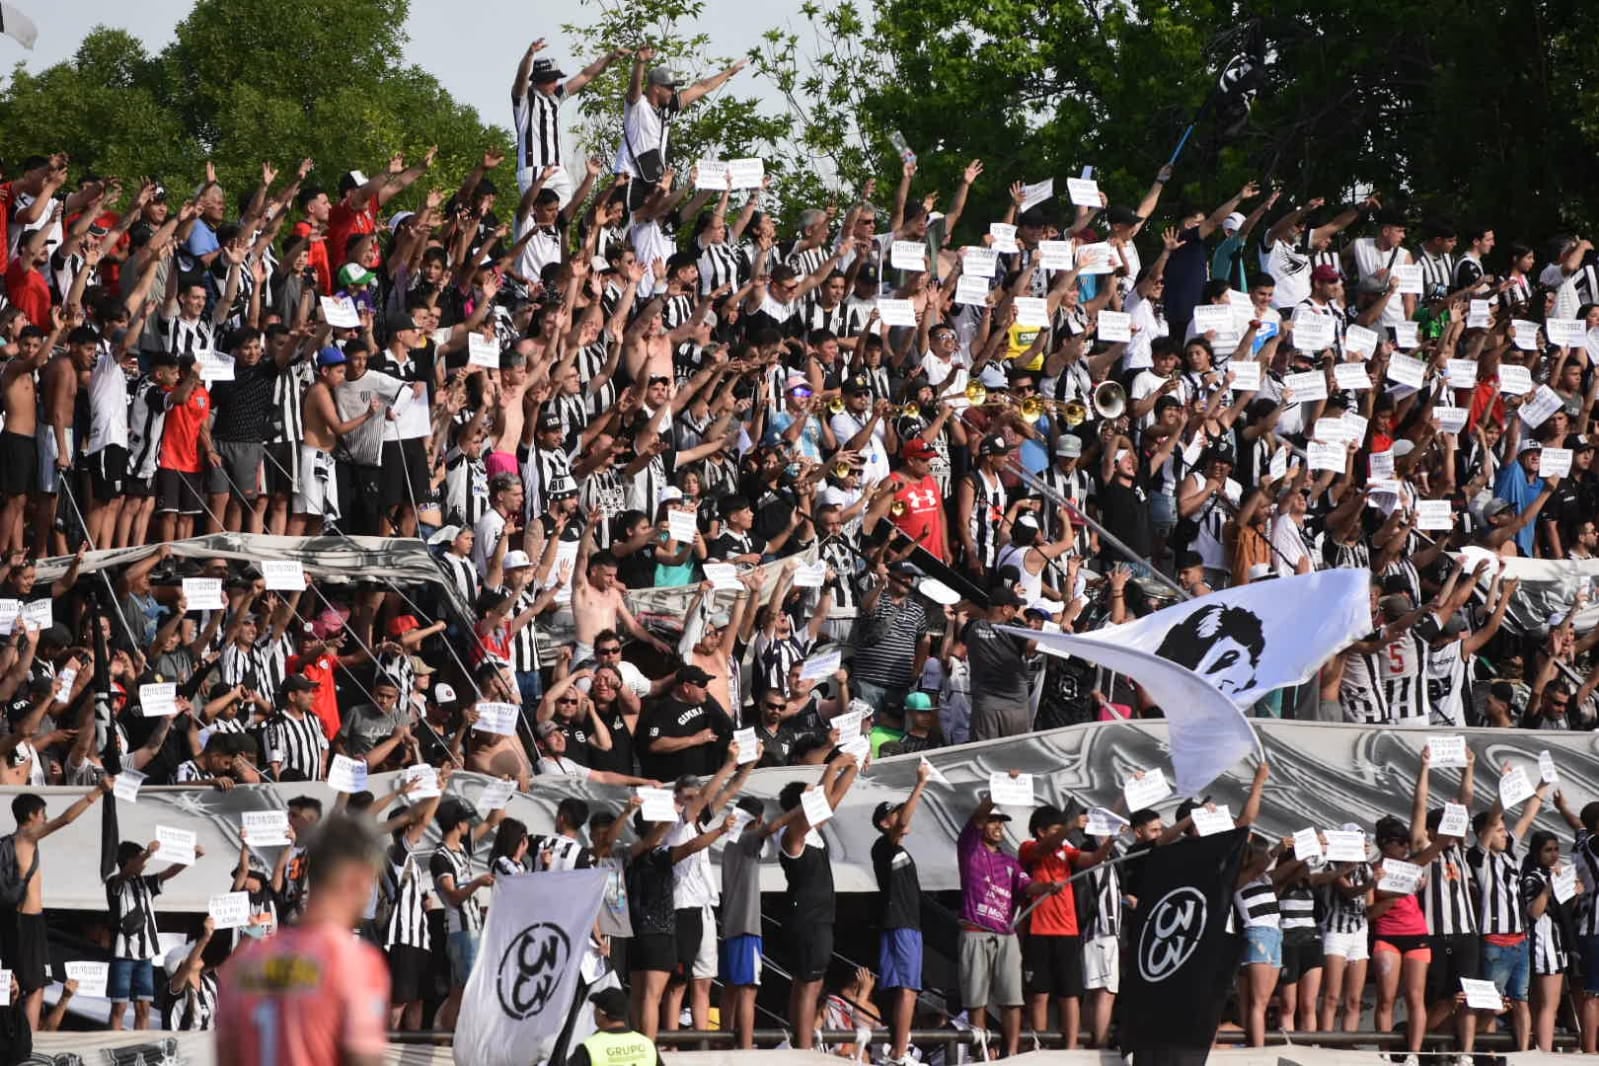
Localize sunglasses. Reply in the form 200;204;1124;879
763;701;786;711
557;697;578;705
597;646;622;655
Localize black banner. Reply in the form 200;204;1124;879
1121;827;1248;1059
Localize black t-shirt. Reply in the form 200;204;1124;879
779;828;834;926
210;359;281;441
1096;477;1153;559
754;720;805;767
570;704;636;776
638;695;732;780
879;732;941;758
625;846;677;936
961;618;1029;701
708;528;764;561
871;835;921;930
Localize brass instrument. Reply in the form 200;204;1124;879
964;381;988;406
832;460;853;479
900;401;921;420
1092;381;1127;420
890;498;908;517
1059;400;1089;426
828;396;846;414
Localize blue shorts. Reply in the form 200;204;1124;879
721;933;763;987
1483;939;1530;1003
1243;925;1283;969
880;927;924;991
447;930;480;987
107;957;155;1003
1581;936;1599;994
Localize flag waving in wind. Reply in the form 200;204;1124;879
454;868;609;1066
0;4;37;49
1009;568;1370;793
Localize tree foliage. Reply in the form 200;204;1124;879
0;0;509;209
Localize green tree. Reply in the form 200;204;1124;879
0;0;509;211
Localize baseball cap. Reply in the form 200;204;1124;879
338;263;377;287
546;473;578;499
873;801;904;828
905;691;934;713
676;664;715;686
1482;498;1514;519
316;346;347;368
1221;211;1246;233
1105;205;1142;227
1247;563;1275;582
433;682;458;706
428;524;461;546
902;438;938;462
503;550;532;571
535;720;560;738
386;211;415;233
983;808;1013;822
988;586;1025;608
281;675;319;693
387;615;419;638
707;609;733;628
659;486;684;504
385;311;418;334
646;67;678;89
531;57;566;83
843;374;871;394
979;434;1011;456
1310;264;1341;284
1054;435;1083;458
1519;438;1543;454
409;655;436;676
889;561;921;578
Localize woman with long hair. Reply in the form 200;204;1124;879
1234;836;1304;1046
489;817;530;876
1318;841;1374;1032
1369;814;1448;1062
1521;828;1577;1050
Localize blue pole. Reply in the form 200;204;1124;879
1167;122;1197;168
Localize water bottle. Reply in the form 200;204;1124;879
889;130;916;165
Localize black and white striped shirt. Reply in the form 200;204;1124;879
501;584;540;674
1423;842;1477;935
1082;844;1122;939
1467;838;1524;935
165;971;218;1032
574;341;617;419
533;834;594;871
818;535;860;613
439;552;482;607
444;446;490;530
162;315;216;357
431;843;485;934
383;842;431;951
263;709;328;781
531;443;572;518
964;468;1007;571
1279;882;1317;933
698;242;742;294
800;297;848;339
1235;876;1282;928
127;378;169;480
1418;250;1457;301
1320;864;1370;934
514;86;566;173
107;872;162;960
1572;830;1599;936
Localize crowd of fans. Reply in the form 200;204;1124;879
1;28;1599;1061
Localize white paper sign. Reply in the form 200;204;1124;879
1416;500;1454;530
1393;321;1420;350
1434;406;1468;434
1392;264;1424;295
1446;359;1480;390
1438;802;1470;839
1292;311;1335;351
468;332;500;369
1191;805;1234;837
1377;858;1423;895
1230;361;1261;392
876;298;917;328
1520;385;1564;428
701;562;742;591
1428;734;1468;767
137;682;177;718
402;764;441;799
240;810;291;847
1097;310;1132;343
0;600;17;633
1323;830;1367;863
260;560;305;591
1547;318;1586;348
477;779;517;814
1019;179;1055;213
1335;363;1373;391
1498;364;1533;396
636;787;677;823
829;709;865;738
988;772;1035;807
891;240;928;272
195;349;235;383
839;734;871;763
181;578;225;611
1343;411;1370;442
1037;240;1074;271
955;275;991;306
1193;305;1234;337
319;295;360;328
791;560;827;589
1511;320;1543;351
1500;765;1536;809
1343;324;1380;358
732;727;760;764
473;701;520;736
1073;242;1114;274
1553;865;1578;904
1013;297;1049;328
1460;977;1504;1011
1467;299;1492;329
155;826;197;866
920;756;951;786
0;971;10;1005
666;510;698;544
962;247;999;278
208;891;252;930
327;753;369;794
1268;447;1289;481
51;666;76;705
1308;441;1346;473
1122;769;1172;810
1386;355;1426;390
1314;417;1352;445
799;648;842;683
1087;807;1130;838
726;158;765;189
64;961;108;1000
1367;451;1394;480
1539;750;1559;784
114;769;146;804
1540;447;1573;478
1293;827;1324;861
801;787;835;826
1064;177;1100;208
989;223;1019;254
1283;370;1328;403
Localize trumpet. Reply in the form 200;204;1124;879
965;381;989;406
900;401;921;420
832;460;853;479
827;396;846;414
890;498;908;517
1015;396;1091;427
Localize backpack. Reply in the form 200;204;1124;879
0;834;37;909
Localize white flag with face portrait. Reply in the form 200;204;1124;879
1005;568;1371;794
454;868;609;1066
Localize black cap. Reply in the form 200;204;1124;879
988;586;1025;608
979;433;1011;456
531;58;566;83
676;664;715;687
385;312;419;335
590;986;631;1022
873;801;903;829
282;675;320;693
844;374;871;394
1105;205;1142;227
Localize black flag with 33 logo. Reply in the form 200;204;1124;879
1120;827;1248;1061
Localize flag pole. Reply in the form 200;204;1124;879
1008;845;1152;932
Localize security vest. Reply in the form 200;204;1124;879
582;1027;657;1066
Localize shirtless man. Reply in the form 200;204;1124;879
573;516;673;663
621;296;704;387
35;324;98;555
295;347;381;534
5;780;113;1029
0;316;60;552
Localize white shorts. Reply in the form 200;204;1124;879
292;445;339;518
37;425;72;494
518;165;575;207
691;902;717;979
1083;934;1120;993
1322;929;1370;963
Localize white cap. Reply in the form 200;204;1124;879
1114;448;1131;464
503;550;532;570
659;486;684;504
1222;211;1246;233
428;525;461;546
433;683;457;704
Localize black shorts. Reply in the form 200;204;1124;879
88;444;128;500
1023;933;1085;998
674;906;703;976
387;943;433;1004
1426;933;1482;1003
789;921;833;983
264;441;297;496
124;476;153;499
379;439;429;510
631;932;677;975
0;432;38;497
156;468;205;516
1280;932;1324;983
1;911;48;992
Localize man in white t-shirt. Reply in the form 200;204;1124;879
511;42;624;200
1345;208;1415;331
1258;195;1374;309
612;47;749;209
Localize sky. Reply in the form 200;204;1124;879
0;0;808;131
